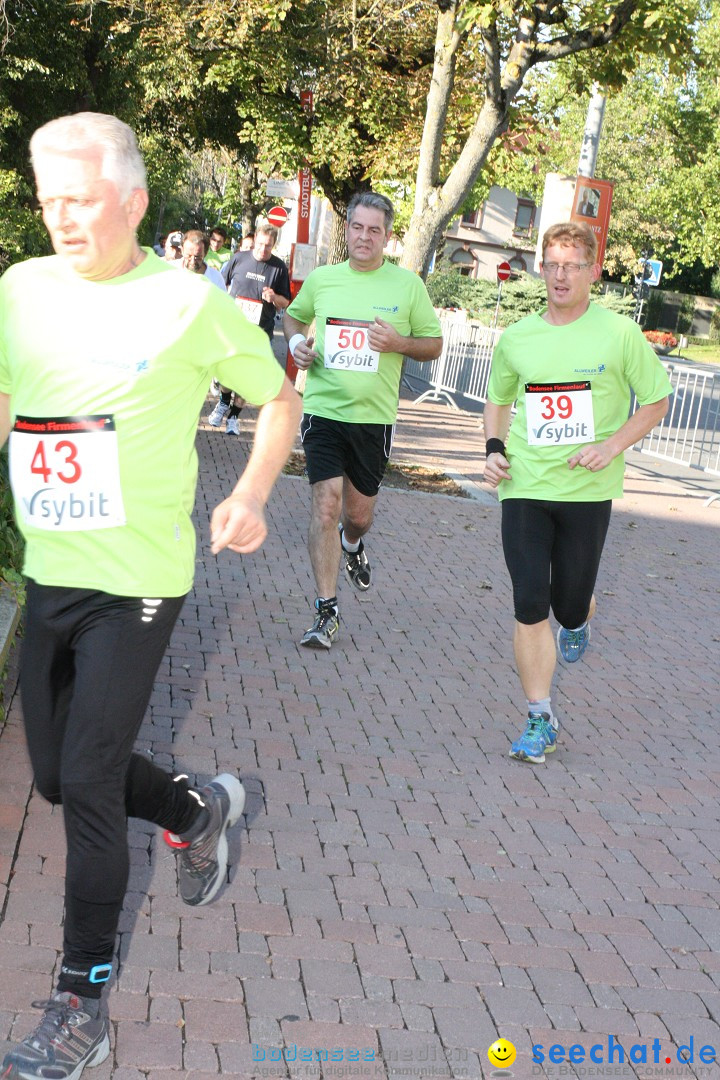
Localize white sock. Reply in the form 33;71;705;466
340;528;360;553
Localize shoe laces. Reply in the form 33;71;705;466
526;712;553;737
312;603;337;631
23;995;83;1052
563;626;586;647
345;543;366;565
183;793;222;876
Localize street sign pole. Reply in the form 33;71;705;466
492;261;512;330
491;283;503;331
633;250;652;325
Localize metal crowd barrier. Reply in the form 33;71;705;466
405;319;720;495
633;361;720;478
404;316;502;410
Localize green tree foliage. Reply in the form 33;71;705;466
400;0;699;276
0;0;153;265
426;270;633;325
506;2;720;289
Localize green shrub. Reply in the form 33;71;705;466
0;449;25;604
427;270;634;325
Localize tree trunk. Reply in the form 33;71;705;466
326;204;349;265
400;0;643;279
402;100;508;277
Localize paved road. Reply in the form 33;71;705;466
0;396;718;1080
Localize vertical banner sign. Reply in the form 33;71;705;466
288;90;315;380
570;176;614;268
297;91;313;248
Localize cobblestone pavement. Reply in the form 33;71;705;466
0;395;719;1080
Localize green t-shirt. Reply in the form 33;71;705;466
205;247;232;270
487;302;672;501
286;260;442;424
0;250;285;596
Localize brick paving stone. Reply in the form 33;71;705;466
244;978;310;1020
114;1021;183;1069
301;959;364;999
572;950;637;986
184;998;249;1042
1;407;719;1076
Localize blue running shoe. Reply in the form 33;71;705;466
557;622;590;663
509;712;558;764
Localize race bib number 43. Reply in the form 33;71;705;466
324;318;380;373
525;381;595;446
10;415;126;531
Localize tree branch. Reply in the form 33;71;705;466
529;0;640;66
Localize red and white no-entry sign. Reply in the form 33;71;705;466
267;205;289;228
497;260;512;282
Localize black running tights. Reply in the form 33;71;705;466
20;582;202;997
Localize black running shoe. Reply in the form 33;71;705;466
1;992;109;1079
300;601;340;649
342;537;371;591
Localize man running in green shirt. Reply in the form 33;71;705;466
484;221;671;765
0;111;301;1080
284;192;443;650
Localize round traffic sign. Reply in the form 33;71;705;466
497;260;512;282
267;205;289;228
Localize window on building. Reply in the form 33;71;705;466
449;246;477;277
513;200;535;236
461;206;484;229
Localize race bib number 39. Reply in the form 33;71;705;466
324;318;380;373
525;381;595;446
10;415;126;531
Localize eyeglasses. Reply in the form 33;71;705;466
543;261;590;275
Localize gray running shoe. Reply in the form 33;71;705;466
1;992;109;1079
226;416;240;436
300;601;339;650
208;401;230;427
174;774;246;906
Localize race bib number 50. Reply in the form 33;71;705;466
10;415;126;531
324;318;380;373
525;381;595;446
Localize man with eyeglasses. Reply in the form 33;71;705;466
483;221;671;765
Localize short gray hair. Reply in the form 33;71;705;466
347;192;394;232
30;112;147;200
255;221;279;245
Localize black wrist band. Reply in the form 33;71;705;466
485;438;506;458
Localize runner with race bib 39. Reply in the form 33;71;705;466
483;220;672;765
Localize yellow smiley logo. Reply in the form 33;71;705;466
488;1039;517;1069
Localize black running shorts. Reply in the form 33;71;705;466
501;498;612;627
300;414;394;497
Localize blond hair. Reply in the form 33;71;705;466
542;221;598;264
